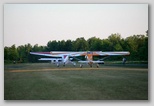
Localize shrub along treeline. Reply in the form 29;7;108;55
4;33;148;63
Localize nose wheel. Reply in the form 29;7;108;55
57;63;59;67
80;64;83;68
73;63;76;67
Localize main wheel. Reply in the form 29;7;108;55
96;64;99;68
73;63;76;67
57;63;59;67
80;64;83;68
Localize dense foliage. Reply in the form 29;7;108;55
4;33;148;63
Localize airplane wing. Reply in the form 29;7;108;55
46;51;86;57
68;51;130;57
30;52;62;57
69;52;86;57
30;51;130;58
38;58;62;61
97;51;130;56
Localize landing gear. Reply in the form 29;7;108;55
80;64;83;68
96;64;99;68
88;63;93;68
122;58;126;65
73;63;76;67
57;63;59;67
90;64;93;67
63;62;65;67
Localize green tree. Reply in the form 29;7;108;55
73;37;88;51
125;35;148;61
17;45;26;63
102;39;112;51
4;47;9;60
65;40;72;51
108;33;123;51
17;43;32;63
4;32;148;63
87;37;103;51
58;40;66;51
5;44;19;62
47;40;58;51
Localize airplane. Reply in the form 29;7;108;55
30;51;130;68
30;51;77;67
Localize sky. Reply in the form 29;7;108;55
4;4;148;47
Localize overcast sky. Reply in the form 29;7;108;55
4;4;148;47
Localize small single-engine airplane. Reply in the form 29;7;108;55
30;51;130;68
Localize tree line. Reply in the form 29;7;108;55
4;33;148;63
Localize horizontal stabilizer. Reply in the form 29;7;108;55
92;61;104;64
78;61;89;63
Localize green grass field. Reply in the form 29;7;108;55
4;63;148;100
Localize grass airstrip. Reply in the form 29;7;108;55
4;63;148;100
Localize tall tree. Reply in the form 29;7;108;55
87;37;103;51
125;35;147;60
59;40;66;51
65;40;72;51
73;37;88;51
4;47;9;60
9;45;19;61
17;45;26;63
102;39;112;51
108;33;123;51
4;32;148;63
47;40;58;51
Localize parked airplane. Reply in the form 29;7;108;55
30;51;130;67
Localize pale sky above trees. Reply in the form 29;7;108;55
4;4;148;47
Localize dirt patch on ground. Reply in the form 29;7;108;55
9;67;148;73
